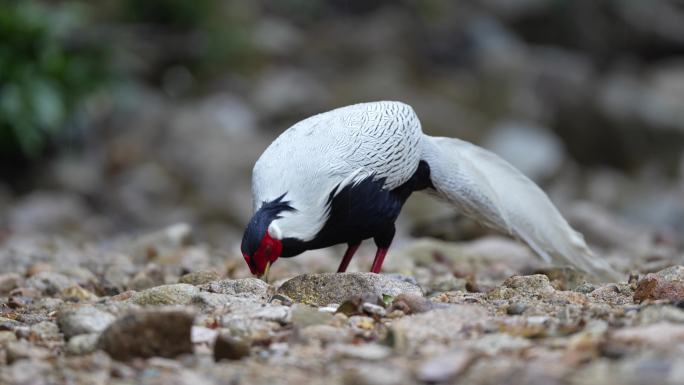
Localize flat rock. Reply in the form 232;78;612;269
200;278;272;299
131;284;200;306
58;307;116;338
98;308;194;360
277;273;423;306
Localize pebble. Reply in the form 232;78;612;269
25;272;73;296
333;343;392;361
417;350;473;382
291;304;333;327
66;333;100;355
98;308;195;360
58;307;116;338
0;273;23;295
179;270;221;285
131;284;200;306
214;334;251;361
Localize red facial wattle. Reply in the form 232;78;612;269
249;232;282;276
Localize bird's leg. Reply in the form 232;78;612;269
370;248;389;273
337;242;361;273
370;226;395;274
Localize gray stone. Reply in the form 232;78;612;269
277;273;423;306
26;271;73;295
221;318;280;341
66;333;100;355
131;283;200;306
0;273;23;295
201;278;272;299
58;307;116;338
6;340;52;363
291;304;333;328
29;321;61;341
333;343;392;361
179;270;221;285
98;308;195;360
417;350;473;382
300;325;351;344
0;330;17;345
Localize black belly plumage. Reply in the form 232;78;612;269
280;160;433;258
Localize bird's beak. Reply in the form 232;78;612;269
258;262;271;282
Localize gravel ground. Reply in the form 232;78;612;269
1;220;683;385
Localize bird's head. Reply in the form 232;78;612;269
240;195;293;279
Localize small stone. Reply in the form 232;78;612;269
278;273;423;306
221;318;280;341
0;273;23;295
26;263;53;277
58;307;116;339
30;321;61;341
214;334;250;361
131;284;200;306
66;333;100;355
343;363;408;385
0;330;17;345
191;326;219;344
179;270;221;286
300;325;351;344
251;305;291;324
634;266;684;303
334;343;391;361
26;272;73;295
98;308;195;360
29;297;64;312
291;304;333;328
61;285;98;302
191;292;247;311
6;341;51;363
388;294;441;315
362;303;386;317
417;350;473;382
507;302;527;315
537;267;589;291
201;278;272;299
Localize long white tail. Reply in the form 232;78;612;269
420;135;620;282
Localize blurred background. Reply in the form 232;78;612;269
1;0;684;276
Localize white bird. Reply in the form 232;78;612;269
241;101;618;281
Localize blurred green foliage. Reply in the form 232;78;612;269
0;2;110;157
0;0;256;159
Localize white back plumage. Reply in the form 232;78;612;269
251;101;619;280
252;101;422;241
